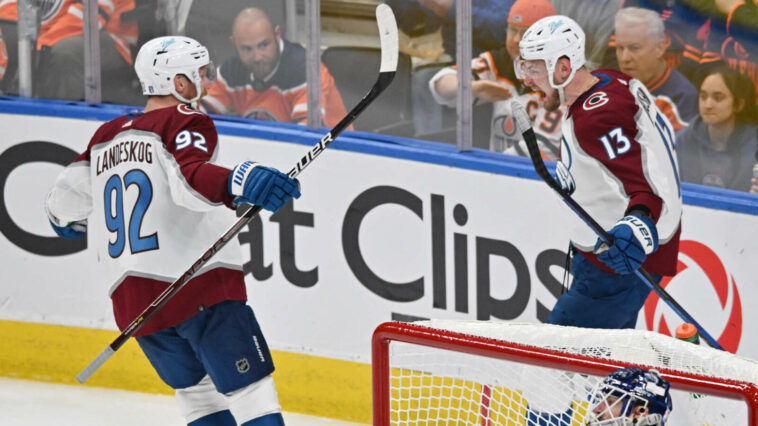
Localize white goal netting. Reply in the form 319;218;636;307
374;320;758;426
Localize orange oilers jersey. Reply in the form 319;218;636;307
0;28;6;81
0;0;137;65
202;39;350;129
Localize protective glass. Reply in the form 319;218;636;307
201;61;217;83
517;58;549;79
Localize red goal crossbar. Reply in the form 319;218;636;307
372;321;758;426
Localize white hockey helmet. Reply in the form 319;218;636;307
518;15;586;90
134;36;214;104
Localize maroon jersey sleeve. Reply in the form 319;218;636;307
164;106;235;208
572;84;663;221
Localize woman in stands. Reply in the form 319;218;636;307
676;63;758;193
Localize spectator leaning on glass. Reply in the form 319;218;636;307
201;7;348;128
428;0;564;159
676;64;758;193
614;7;698;131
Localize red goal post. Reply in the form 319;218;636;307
372;320;758;425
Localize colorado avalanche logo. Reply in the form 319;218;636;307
643;240;742;353
583;92;609;111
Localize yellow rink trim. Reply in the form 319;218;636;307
390;369;590;425
0;319;372;424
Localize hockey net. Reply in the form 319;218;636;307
372;320;758;425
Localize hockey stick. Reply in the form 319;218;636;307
76;4;399;384
510;102;724;351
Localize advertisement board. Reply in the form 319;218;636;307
1;106;756;364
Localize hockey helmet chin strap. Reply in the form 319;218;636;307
170;79;203;105
549;61;577;105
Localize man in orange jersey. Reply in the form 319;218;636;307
202;7;349;128
0;0;140;103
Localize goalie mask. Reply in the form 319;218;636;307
134;36;216;104
518;15;585;91
587;367;672;426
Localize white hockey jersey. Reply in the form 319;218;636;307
560;70;682;275
45;104;247;336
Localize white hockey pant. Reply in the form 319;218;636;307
175;374;282;424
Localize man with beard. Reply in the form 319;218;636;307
518;15;682;329
202;7;348;127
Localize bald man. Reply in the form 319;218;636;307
202;8;348;127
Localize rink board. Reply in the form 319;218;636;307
1;98;758;423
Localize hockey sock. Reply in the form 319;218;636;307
188;410;236;426
240;412;285;426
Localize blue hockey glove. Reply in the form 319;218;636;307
594;214;658;275
228;161;301;212
49;219;87;240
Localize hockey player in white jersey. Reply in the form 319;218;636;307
45;36;300;425
518;16;682;328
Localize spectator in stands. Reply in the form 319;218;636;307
386;0;512;61
602;0;710;83
202;7;348;128
0;0;140;103
588;367;672;426
384;0;513;142
676;64;758;192
705;0;758;98
428;0;563;158
0;28;6;89
614;7;698;131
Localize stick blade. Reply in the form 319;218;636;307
376;4;398;73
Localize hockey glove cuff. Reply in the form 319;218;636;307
49;219;87;239
229;161;301;212
594;214;658;275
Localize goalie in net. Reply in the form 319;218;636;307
588;367;672;426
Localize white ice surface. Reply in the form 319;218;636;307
0;378;365;426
